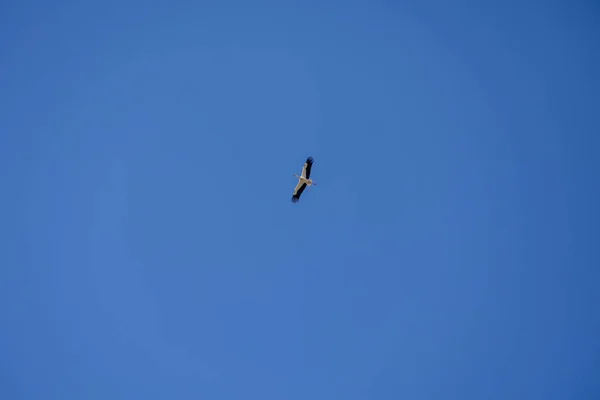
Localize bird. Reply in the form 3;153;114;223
292;156;317;203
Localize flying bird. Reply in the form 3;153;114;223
291;156;317;203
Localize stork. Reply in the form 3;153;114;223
292;156;316;203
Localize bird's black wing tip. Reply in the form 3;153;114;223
291;195;300;203
306;156;314;164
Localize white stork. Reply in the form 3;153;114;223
292;156;317;203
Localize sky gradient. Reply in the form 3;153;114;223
1;1;599;399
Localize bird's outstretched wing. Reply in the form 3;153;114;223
301;157;314;179
292;181;307;203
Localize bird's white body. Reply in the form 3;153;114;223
291;157;316;203
294;174;314;186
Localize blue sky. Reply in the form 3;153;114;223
1;1;599;399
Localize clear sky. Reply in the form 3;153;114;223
1;1;599;399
